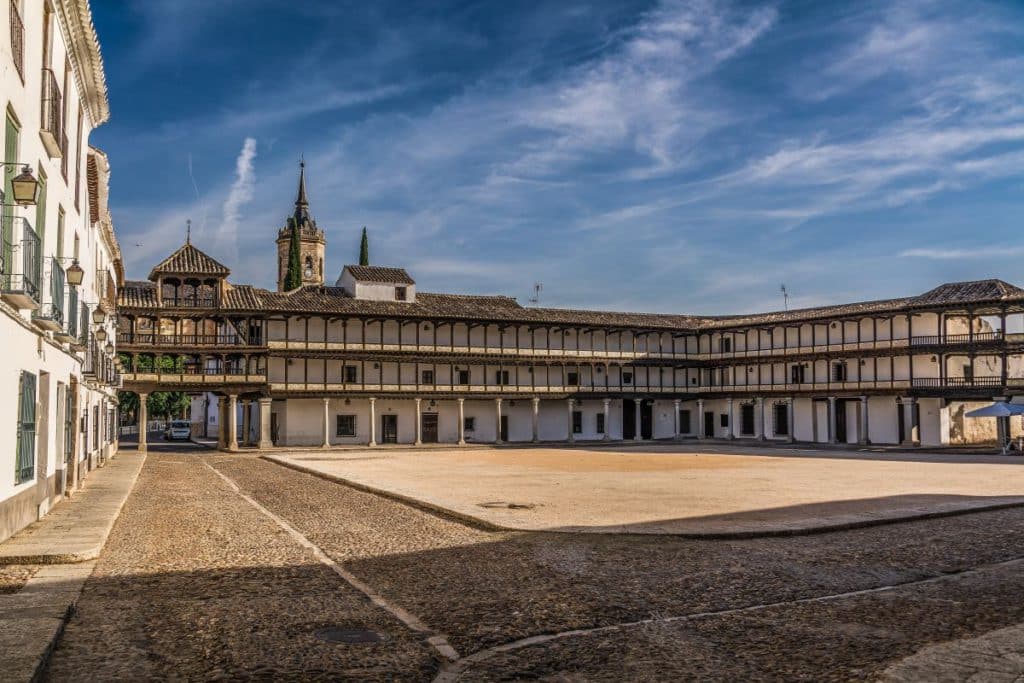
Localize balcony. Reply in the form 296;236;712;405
33;261;65;333
159;296;218;308
56;288;78;342
117;332;259;347
911;377;1005;389
9;0;24;81
1;217;41;310
39;68;63;158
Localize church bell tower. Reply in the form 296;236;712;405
276;161;326;291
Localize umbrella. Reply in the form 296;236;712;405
965;402;1024;418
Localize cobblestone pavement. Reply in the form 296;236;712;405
46;451;1024;680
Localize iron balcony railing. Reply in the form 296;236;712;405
911;376;1005;388
1;217;41;302
9;0;24;81
160;296;218;308
34;260;66;327
117;332;259;346
40;68;64;156
908;331;1003;346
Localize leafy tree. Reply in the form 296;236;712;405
284;218;303;290
359;227;369;266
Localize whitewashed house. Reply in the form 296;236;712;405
0;0;121;541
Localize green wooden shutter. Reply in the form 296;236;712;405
2;115;19;288
15;371;37;484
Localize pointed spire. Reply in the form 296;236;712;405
293;158;310;223
186;218;192;245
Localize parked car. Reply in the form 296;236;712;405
164;420;192;441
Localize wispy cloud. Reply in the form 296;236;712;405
900;246;1024;260
216;137;257;262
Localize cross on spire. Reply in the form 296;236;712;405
294;158;310;223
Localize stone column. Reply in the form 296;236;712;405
368;397;377;447
241;401;252;446
227;395;238;451
827;396;838;444
258;397;273;449
672;399;681;439
321;397;331;448
457;398;466;446
531;397;540;443
634;400;642;442
494;398;503;444
217;396;227;449
567;399;575;443
756;397;766;441
726;398;734;440
602;398;611;441
786;398;795;443
697;398;705;440
901;397;918;445
414;397;422;446
859;395;869;445
137;392;148;454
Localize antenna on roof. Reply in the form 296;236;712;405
186;219;192;245
780;283;789;311
529;282;543;306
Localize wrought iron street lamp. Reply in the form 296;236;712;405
95;328;107;342
1;163;40;206
104;341;114;355
92;305;107;324
65;259;84;286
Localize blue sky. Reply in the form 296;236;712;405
91;0;1024;314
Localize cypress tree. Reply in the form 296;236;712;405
359;227;369;266
284;219;302;290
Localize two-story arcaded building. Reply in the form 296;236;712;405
1;0;122;542
118;167;1024;451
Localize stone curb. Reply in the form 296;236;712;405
260;454;1024;540
0;452;147;565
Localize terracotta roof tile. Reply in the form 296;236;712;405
343;265;415;284
148;243;230;280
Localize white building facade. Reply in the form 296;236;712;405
118;170;1024;452
0;0;121;542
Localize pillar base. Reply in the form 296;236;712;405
414;440;422;446
258;439;273;450
457;439;466;446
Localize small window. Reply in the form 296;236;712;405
343;365;357;383
567;371;579;386
457;369;470;385
596;413;605;434
790;364;806;384
495;370;509;385
336;415;356;437
464;417;476;432
572;410;582;434
720;413;729;428
832;362;848;382
720;337;731;353
963;364;973;381
395;286;407;301
622;371;633;384
421;369;434;384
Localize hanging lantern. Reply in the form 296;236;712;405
66;260;85;286
92;305;107;324
10;166;40;206
95;328;107;342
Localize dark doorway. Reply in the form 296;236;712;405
623;399;636;440
740;403;755;436
773;403;789;437
897;402;905;443
640;401;653;440
835;401;847;443
422;413;438;443
500;415;509;442
704;411;715;438
381;414;398;444
270;413;279;445
679;409;691;435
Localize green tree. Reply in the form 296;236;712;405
284;218;303;290
359;227;369;266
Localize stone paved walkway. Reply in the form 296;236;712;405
0;453;146;564
41;450;1024;680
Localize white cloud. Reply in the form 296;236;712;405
217;137;257;262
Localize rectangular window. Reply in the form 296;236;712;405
343;365;357;383
567;371;579;386
720;337;731;353
679;409;691;434
395;286;407;301
596;413;605;434
740;403;755;436
421;369;434;384
622;371;633;384
457;369;470;385
464;417;476;432
335;415;356;437
572;410;582;434
773;403;789;436
790;364;806;383
963;364;973;381
495;370;509;385
15;371;37;484
720;413;729;428
832;362;848;382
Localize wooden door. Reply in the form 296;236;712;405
382;414;398;444
422;413;438;443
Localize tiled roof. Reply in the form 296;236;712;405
148;243;230;280
909;279;1024;306
343;265;415;284
118;278;1024;331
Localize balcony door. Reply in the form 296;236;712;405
421;413;438;443
381;414;398;444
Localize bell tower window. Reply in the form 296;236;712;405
304;256;314;279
